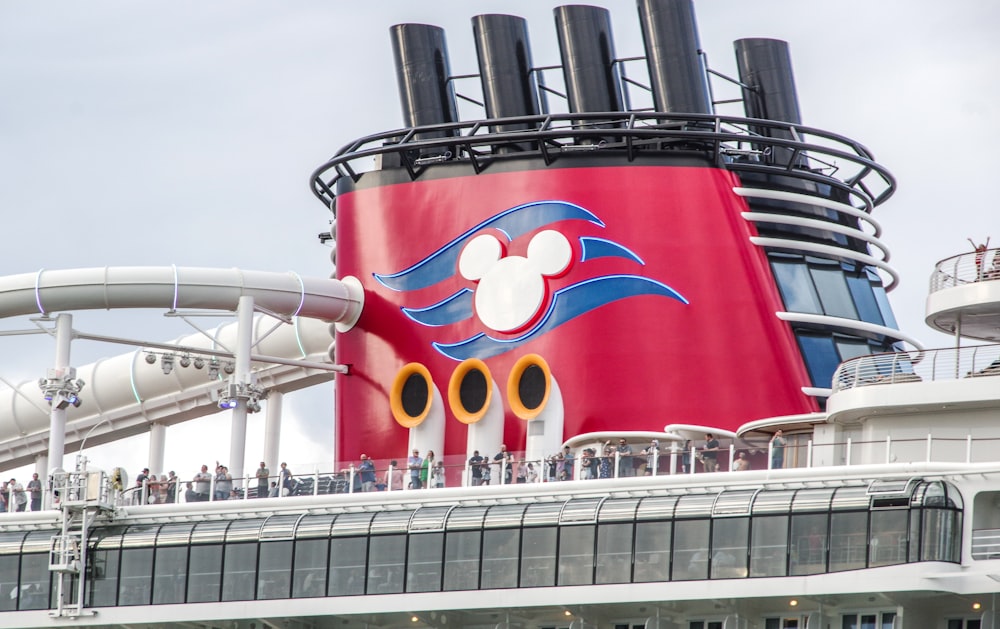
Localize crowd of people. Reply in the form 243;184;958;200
2;433;789;512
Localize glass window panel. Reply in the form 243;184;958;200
772;261;822;314
118;548;153;606
790;513;827;575
17;554;50;610
257;540;292;600
481;529;519;589
810;266;858;319
443;530;481;591
843;616;858;629
870;510;908;567
845;273;883;325
221;542;258;601
861;615;877;629
406;532;443;592
367;534;405;594
829;511;867;572
520;527;557;587
596;523;633;584
922;509;960;563
292;538;328;598
634;521;671;582
329;537;366;596
672;519;709;581
796;333;841;389
152;546;187;604
881;612;896;629
871;285;898;329
836;338;871;363
557;525;595;585
186;544;222;603
0;555;19;611
711;517;748;579
88;549;120;607
750;515;788;577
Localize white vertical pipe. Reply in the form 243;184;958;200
926;433;932;462
845;437;852;466
228;295;253;485
263;391;283;475
46;313;73;474
148;422;166;475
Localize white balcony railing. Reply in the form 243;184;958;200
931;246;1000;292
832;343;1000;392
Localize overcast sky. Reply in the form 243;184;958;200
0;1;997;484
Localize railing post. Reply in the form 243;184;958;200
669;443;677;476
767;441;773;470
244;475;250;501
652;449;659;477
387;463;395;492
845;437;852;466
885;435;892;464
209;474;216;502
966;435;973;463
807;440;813;468
728;444;735;472
926;434;933;462
688;445;696;475
315;468;321;496
613;451;620;478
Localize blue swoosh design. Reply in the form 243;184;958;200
402;289;474;326
374;201;604;292
579;237;644;264
432;275;688;360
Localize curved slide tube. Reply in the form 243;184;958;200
0;267;362;472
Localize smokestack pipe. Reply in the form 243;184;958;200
554;5;624;115
637;0;713;115
472;14;540;151
734;38;804;167
390;23;459;145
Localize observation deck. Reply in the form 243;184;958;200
926;247;1000;341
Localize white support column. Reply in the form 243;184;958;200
46;313;73;473
148;422;166;475
228;295;254;485
33;454;48;480
263;391;283;473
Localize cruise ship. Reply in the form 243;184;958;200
1;2;998;628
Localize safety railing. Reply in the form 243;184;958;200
310;111;895;216
931;247;1000;292
832;343;1000;392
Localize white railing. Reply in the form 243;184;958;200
832;343;1000;392
930;247;1000;292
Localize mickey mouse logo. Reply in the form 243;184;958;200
458;230;572;333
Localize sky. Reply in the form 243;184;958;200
0;1;997;484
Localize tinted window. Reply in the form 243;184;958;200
481;529;519;589
790;513;827;575
187;544;222;603
750;515;787;577
829;511;867;572
329;537;366;596
292;538;328;598
221;542;258;601
811;266;858;319
406;532;443;592
257;540;292;600
368;535;405;594
796;332;841;388
772;261;822;314
118;548;153;606
443;530;481;591
596;523;633;584
558;525;595;585
634;521;671;582
520;527;556;587
672;520;708;581
152;546;187;604
711;517;748;579
89;549;120;607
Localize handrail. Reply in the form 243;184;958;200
309;111;895;215
930;246;1000;292
832;343;1000;392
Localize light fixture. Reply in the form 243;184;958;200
179;355;191;368
564;610;573;617
218;398;238;410
193;357;205;369
145;353;157;365
789;599;799;607
160;354;175;375
411;616;419;623
223;361;235;375
208;359;220;379
973;602;982;611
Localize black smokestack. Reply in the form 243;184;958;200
554;5;624;115
734;38;804;166
390;23;459;137
637;0;712;114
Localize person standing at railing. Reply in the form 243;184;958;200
770;430;786;470
385;460;404;491
9;479;27;512
193;464;212;501
420;450;435;489
969;238;990;281
700;434;719;473
27;473;42;511
358;454;376;492
432;460;445;488
407;449;423;489
256;462;270;498
468;450;484;486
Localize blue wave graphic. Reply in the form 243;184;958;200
402;288;474;326
579;237;644;264
432;275;688;360
374;201;604;292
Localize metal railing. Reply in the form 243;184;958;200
309;111;895;216
832;343;1000;392
931;247;1000;292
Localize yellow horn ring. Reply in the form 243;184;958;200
448;358;493;425
507;354;551;420
390;363;433;428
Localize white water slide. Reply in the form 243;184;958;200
0;267;362;474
